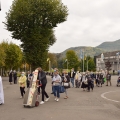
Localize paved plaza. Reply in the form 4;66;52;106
0;76;120;120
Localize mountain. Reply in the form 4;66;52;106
55;39;120;59
96;39;120;51
56;46;105;59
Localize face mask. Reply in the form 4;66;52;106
21;74;24;76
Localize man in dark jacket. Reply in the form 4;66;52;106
69;68;76;87
37;67;49;105
26;71;31;88
106;71;111;86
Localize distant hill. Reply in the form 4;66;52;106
96;39;120;51
56;46;105;59
55;39;120;59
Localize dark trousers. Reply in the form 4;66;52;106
14;77;17;84
37;81;40;94
20;87;25;97
106;80;112;86
41;84;49;101
75;80;80;88
96;79;98;86
27;81;30;88
88;82;93;91
38;86;40;94
98;79;103;86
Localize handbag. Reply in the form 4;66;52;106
63;82;69;87
84;81;88;85
53;82;60;86
59;85;65;93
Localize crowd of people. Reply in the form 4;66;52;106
0;67;118;106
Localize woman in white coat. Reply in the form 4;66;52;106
0;76;4;105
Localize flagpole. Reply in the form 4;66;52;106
67;60;68;73
49;60;51;74
83;50;84;72
87;58;88;71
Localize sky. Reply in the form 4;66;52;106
1;0;120;53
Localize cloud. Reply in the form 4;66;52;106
49;0;120;53
1;0;120;53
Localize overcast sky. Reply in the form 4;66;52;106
1;0;120;53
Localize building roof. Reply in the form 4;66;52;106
96;50;120;58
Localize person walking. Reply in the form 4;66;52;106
18;72;26;98
106;71;111;86
26;71;32;88
52;69;61;102
13;70;17;84
99;72;104;87
87;76;94;92
81;72;88;91
62;71;70;99
69;68;76;87
37;67;49;105
75;71;81;88
9;70;13;84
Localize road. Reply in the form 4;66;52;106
0;75;120;120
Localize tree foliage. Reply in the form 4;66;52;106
0;41;8;67
80;56;96;72
4;0;68;69
48;53;57;68
5;43;23;69
65;50;79;71
0;41;23;70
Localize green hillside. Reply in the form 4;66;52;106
56;46;105;59
96;39;120;51
55;39;120;59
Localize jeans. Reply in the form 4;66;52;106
53;86;60;98
71;78;74;87
64;88;67;96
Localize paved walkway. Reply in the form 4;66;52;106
0;76;120;120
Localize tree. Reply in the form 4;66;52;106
45;53;57;71
65;50;79;71
4;0;68;69
80;56;96;72
88;58;96;71
48;53;57;68
0;41;8;67
5;43;23;70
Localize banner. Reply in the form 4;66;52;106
0;76;4;104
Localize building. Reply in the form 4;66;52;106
96;51;120;72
